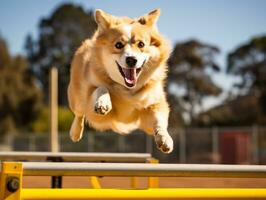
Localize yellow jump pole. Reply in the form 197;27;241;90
130;177;138;188
89;176;101;189
0;162;23;200
148;158;159;188
21;188;266;200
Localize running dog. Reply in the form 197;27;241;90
68;9;173;153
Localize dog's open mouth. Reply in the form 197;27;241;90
116;61;142;88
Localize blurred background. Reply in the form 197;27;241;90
0;0;266;164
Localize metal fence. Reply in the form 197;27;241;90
1;126;266;164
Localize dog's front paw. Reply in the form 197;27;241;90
94;97;112;115
154;130;173;154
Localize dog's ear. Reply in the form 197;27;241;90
138;8;161;27
95;9;113;30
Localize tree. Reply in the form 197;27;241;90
168;39;221;124
0;36;42;136
25;4;97;105
227;35;266;115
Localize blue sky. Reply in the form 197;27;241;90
0;0;266;109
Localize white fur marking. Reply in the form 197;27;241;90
122;25;132;39
102;50;125;86
93;87;112;115
118;46;149;69
92;87;108;102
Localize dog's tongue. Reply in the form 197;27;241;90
122;68;137;85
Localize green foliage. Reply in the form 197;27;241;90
25;3;97;105
0;36;42;135
30;105;74;133
30;106;49;133
168;39;221;124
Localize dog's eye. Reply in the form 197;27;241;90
115;42;124;49
138;41;145;48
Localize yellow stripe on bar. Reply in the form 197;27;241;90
21;188;266;199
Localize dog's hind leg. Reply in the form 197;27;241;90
68;83;87;142
70;115;85;142
141;99;173;154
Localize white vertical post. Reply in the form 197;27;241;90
50;66;59;152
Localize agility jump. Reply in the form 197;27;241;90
1;152;266;200
0;152;156;188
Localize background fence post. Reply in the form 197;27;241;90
29;135;36;151
212;127;219;163
118;135;125;152
87;132;94;152
146;135;153;154
179;129;186;163
252;125;259;164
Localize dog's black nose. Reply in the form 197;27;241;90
126;56;137;67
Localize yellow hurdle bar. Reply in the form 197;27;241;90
21;189;266;200
2;162;266;200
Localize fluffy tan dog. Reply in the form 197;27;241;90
68;9;173;153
